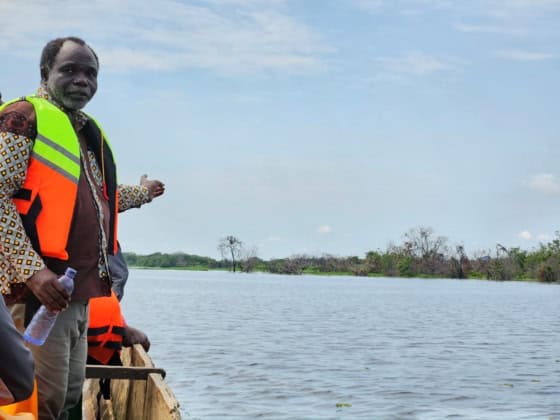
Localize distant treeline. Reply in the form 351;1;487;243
123;227;560;282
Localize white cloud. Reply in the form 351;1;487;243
317;225;333;234
377;52;455;76
496;50;555;61
200;0;287;6
518;230;532;240
508;0;560;6
353;0;385;13
454;23;524;36
537;233;551;241
354;0;560;15
484;0;560;18
527;174;560;195
518;231;553;242
0;0;331;75
353;0;455;13
351;0;560;16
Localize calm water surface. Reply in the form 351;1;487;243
120;269;560;419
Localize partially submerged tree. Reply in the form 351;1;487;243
240;246;260;273
403;226;449;274
218;235;243;272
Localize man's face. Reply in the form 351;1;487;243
44;41;98;111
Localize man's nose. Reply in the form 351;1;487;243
73;74;88;86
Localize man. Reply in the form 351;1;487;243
0;37;164;420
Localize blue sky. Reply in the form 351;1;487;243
1;0;559;259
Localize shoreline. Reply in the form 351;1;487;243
126;266;549;283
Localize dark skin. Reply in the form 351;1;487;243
26;40;99;312
140;174;165;200
42;40;98;111
123;325;151;352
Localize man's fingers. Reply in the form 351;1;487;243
26;268;72;312
43;285;69;312
153;182;165;198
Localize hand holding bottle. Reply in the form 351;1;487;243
26;267;71;312
23;268;76;346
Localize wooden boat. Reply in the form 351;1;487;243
82;344;181;420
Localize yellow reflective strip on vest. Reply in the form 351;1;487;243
25;96;82;181
0;97;80;184
0;96;80;182
35;134;80;165
31;152;79;184
33;134;80;182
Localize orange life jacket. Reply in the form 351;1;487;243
87;291;126;365
0;380;37;420
2;96;119;259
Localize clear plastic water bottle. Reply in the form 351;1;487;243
23;267;77;346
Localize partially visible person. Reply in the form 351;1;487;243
84;172;163;411
88;171;165;364
111;173;164;301
88;290;150;366
67;288;150;419
0;296;34;405
0;91;36;418
0;36;162;420
88;170;164;370
108;243;128;301
86;290;150;404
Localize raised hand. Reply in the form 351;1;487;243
139;174;165;201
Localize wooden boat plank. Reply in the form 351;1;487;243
109;378;129;420
145;373;181;420
126;374;147;419
82;345;181;419
86;365;166;380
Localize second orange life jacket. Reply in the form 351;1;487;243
87;291;126;365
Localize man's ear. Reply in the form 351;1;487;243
40;66;49;83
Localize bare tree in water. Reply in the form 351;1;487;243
404;226;449;274
218;235;243;272
240;245;259;273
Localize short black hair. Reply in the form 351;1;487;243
40;36;99;81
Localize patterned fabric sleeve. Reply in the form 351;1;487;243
85;148;150;212
0;128;45;294
117;184;150;212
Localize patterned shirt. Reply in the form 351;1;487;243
0;88;149;295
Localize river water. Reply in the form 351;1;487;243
120;269;560;419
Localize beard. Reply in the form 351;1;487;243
46;83;92;111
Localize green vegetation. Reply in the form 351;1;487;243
124;252;218;269
123;227;560;283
